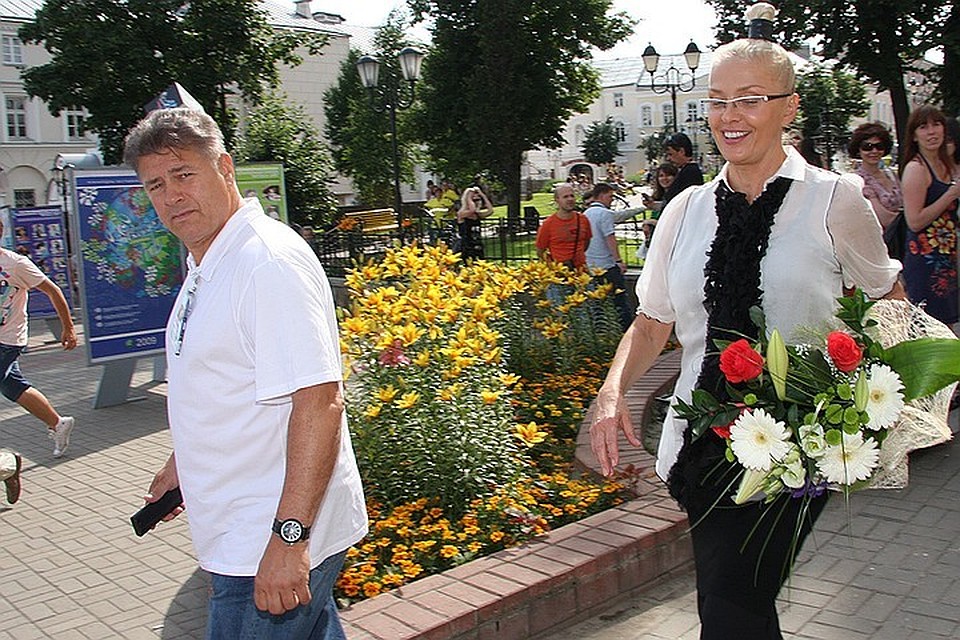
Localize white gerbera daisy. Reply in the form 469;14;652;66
730;408;791;471
817;432;880;484
865;363;905;430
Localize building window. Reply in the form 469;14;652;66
614;120;627;143
65;109;86;140
5;97;28;139
640;105;653;127
2;35;23;66
661;103;673;127
14;189;35;209
613;92;624;108
574;124;585;146
684;101;700;128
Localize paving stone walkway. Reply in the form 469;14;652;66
1;319;958;639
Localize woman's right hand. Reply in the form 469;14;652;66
589;387;641;477
947;179;960;201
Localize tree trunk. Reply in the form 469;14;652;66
504;150;523;223
889;79;911;152
942;2;960;117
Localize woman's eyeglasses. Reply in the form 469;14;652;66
859;142;886;152
700;94;792;115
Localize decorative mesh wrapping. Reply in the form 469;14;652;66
865;299;957;489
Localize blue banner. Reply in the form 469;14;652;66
73;170;185;363
9;206;73;319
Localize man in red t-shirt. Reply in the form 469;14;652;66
536;183;592;268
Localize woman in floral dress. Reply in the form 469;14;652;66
900;105;960;332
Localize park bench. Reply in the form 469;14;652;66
343;208;398;232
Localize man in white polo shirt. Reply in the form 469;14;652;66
125;108;367;639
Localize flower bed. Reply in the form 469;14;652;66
336;245;629;603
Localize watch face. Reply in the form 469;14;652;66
280;520;303;543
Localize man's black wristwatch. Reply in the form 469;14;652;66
272;518;311;545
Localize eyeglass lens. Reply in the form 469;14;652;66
860;142;884;151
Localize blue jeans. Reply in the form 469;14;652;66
206;550;347;640
0;344;29;402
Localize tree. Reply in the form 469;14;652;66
705;0;950;144
581;117;621;168
410;0;634;220
19;0;326;163
796;63;870;169
234;92;339;229
640;127;671;165
324;13;420;207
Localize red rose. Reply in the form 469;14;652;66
827;331;862;372
712;404;746;439
718;339;764;383
712;424;732;439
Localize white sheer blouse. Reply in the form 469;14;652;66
637;147;902;481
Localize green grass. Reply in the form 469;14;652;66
490;193;556;219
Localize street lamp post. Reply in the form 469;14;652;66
638;41;702;133
356;46;424;227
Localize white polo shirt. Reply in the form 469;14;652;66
166;199;367;575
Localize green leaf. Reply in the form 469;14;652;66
882;338;960;401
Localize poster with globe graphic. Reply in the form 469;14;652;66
73;170;185;363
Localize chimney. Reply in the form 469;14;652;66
294;1;311;19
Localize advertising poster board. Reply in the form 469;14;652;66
0;207;13;250
73;170;185;363
235;163;288;224
10;206;73;318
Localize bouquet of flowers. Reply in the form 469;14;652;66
675;290;960;505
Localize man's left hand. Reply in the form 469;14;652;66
61;326;77;351
254;538;312;615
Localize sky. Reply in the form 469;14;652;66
323;0;719;59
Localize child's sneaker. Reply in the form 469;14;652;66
50;417;75;458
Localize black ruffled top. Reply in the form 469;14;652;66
666;176;793;512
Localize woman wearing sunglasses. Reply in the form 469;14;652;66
849;122;904;258
589;4;903;638
850;122;902;230
899;105;960;331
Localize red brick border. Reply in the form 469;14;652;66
340;351;690;640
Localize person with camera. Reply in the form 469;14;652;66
661;132;704;206
456;186;493;260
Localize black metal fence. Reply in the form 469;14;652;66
313;208;650;277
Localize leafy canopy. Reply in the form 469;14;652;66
795;63;869;169
234;92;339;229
324;12;421;207
581;117;622;167
410;0;634;218
20;0;326;163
